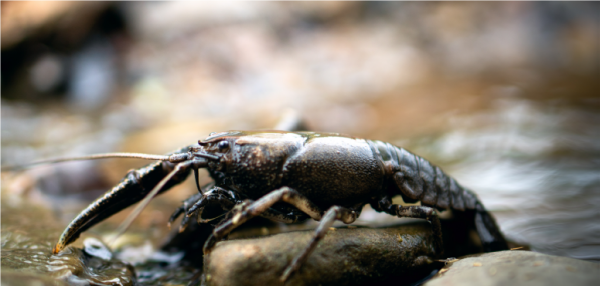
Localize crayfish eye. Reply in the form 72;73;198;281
217;140;230;151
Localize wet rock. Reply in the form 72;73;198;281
204;223;442;286
425;250;600;286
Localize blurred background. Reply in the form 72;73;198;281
1;1;599;279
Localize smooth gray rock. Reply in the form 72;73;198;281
425;250;600;286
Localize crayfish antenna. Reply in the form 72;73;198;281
1;152;174;172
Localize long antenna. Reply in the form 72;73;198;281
1;153;172;172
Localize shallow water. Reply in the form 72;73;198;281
0;193;137;286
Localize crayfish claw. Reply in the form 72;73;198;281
52;244;61;255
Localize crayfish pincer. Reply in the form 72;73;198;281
49;131;508;281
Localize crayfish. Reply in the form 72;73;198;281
7;126;508;282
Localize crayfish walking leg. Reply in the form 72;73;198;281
374;197;443;252
201;186;359;282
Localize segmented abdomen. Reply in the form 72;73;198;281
370;140;478;211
